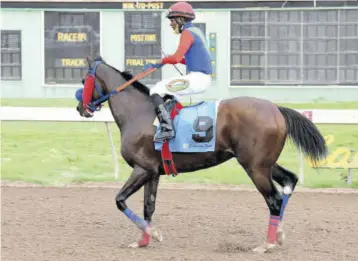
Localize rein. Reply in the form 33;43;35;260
86;60;157;111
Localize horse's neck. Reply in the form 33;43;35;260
105;75;153;130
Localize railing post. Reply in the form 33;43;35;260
105;121;119;180
298;147;305;185
347;168;352;185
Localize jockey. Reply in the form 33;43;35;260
143;1;212;142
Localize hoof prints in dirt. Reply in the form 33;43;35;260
216;242;252;253
2;186;358;261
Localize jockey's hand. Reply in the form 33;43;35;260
143;63;163;71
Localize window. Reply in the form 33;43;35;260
193;23;206;37
338;9;358;84
230;9;358;86
44;11;100;84
302;10;339;84
124;11;162;85
267;11;301;84
1;30;22;81
230;11;266;85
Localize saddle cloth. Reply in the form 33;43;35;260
153;100;220;153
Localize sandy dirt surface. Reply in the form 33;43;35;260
2;182;358;261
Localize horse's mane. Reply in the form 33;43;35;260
95;56;151;96
117;69;151;96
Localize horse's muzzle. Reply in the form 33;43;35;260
76;103;85;117
76;102;94;118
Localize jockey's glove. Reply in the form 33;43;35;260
143;63;163;71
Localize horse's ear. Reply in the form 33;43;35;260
94;55;103;62
86;56;93;67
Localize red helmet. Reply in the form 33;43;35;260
166;2;195;20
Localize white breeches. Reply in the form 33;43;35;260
149;71;211;101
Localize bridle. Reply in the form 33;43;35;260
83;60;156;112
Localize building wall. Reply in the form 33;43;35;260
1;7;357;102
1;10;43;98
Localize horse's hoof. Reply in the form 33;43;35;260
252;243;276;253
128;242;140;248
128;232;150;248
147;226;163;242
276;229;285;245
128;238;150;248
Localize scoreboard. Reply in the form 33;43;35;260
124;11;162;84
44;11;100;84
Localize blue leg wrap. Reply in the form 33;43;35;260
279;193;290;221
123;208;149;231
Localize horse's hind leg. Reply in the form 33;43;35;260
271;164;299;245
272;164;299;193
244;165;283;253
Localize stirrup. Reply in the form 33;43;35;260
154;129;175;142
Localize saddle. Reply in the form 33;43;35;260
154;97;219;177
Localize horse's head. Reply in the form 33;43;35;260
75;55;153;119
75;56;109;118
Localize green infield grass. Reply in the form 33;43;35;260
1;121;357;188
1;98;357;187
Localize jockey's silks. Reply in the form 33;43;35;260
161;22;212;75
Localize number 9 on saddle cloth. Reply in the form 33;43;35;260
153;99;220;154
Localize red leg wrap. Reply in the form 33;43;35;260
267;215;280;244
137;224;151;247
137;231;150;247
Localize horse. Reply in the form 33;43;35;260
75;56;327;253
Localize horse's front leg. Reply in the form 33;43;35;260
115;166;162;247
129;174;162;248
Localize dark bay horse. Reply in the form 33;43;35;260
76;57;327;253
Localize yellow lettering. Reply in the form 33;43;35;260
123;2;135;9
57;32;63;41
126;59;144;66
325;148;351;169
137;3;146;9
61;59;85;67
308;135;334;167
125;58;160;66
57;32;87;42
307;134;357;169
324;135;334;146
147;3;163;9
124;2;163;9
348;152;358;168
145;59;159;64
130;34;156;42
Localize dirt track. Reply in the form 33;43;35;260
2;183;358;261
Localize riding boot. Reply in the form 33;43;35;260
150;94;175;142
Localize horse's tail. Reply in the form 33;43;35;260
278;106;328;165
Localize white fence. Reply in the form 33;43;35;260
1;106;357;183
2;106;357;124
